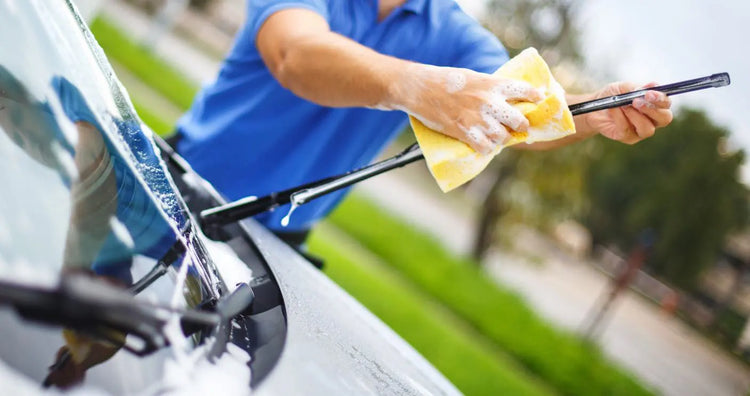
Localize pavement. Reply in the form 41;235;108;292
99;2;750;394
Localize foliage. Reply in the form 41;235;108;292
484;0;582;66
309;224;552;396
584;109;748;289
132;101;174;136
509;143;594;227
472;0;590;261
712;307;747;346
327;194;653;396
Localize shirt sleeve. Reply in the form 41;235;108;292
248;0;329;39
444;9;509;74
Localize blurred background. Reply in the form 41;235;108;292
74;0;750;394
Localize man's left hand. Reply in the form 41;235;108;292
581;82;673;144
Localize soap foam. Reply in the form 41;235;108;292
445;70;466;94
480;108;503;135
495;80;541;100
482;101;514;130
465;126;482;143
482;95;525;132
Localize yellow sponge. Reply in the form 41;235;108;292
411;48;576;192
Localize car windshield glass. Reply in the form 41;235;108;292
0;0;220;306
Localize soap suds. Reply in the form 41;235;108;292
482;100;524;132
445;71;466;93
465;126;482;143
495;80;542;101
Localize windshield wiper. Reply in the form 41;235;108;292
0;274;254;356
198;73;730;227
129;241;186;295
199;143;422;228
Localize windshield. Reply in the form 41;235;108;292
0;0;227;391
0;0;221;298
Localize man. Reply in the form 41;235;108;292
173;0;672;244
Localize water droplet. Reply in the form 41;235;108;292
280;201;299;227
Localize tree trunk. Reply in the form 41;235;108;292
472;160;515;263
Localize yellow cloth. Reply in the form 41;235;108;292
411;48;576;192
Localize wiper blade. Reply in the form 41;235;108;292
0;274;254;356
129;241;186;295
199;73;731;227
199;143;422;227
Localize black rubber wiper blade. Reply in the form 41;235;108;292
198;72;731;227
0;275;254;356
199;143;422;227
129;241;186;295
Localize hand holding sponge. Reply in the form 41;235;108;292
411;48;576;192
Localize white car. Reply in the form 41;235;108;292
0;1;459;394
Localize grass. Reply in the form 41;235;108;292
89;18;198;111
90;17;197;136
309;223;554;396
89;19;651;396
132;101;174;136
325;195;652;396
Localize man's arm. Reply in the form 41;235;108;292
257;9;672;154
257;9;397;109
256;9;541;155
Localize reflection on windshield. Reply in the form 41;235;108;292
0;66;178;285
45;322;126;388
0;66;188;388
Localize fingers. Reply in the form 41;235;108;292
496;79;544;102
634;90;671;109
633;90;673;127
462;126;494;155
483;101;529;132
455;111;511;154
480;113;511;144
622;106;655;140
606;107;638;143
422;68;545;154
594;82;674;145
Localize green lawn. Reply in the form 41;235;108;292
325;195;652;396
311;224;553;396
89;18;198;111
89;17;651;396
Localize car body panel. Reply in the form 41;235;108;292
243;219;460;395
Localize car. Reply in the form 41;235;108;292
0;1;460;394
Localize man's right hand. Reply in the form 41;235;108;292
381;65;543;154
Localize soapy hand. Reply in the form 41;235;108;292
581;82;673;145
383;64;543;154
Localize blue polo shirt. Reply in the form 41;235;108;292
176;0;508;232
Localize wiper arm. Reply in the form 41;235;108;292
129;241;186;295
0;274;254;356
199;143;422;227
199;73;730;227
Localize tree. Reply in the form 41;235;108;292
485;0;581;65
584;109;748;289
472;0;589;262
